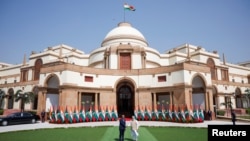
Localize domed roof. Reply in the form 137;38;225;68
101;22;148;47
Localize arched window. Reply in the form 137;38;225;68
207;58;217;80
34;59;43;80
235;88;243;108
7;88;14;109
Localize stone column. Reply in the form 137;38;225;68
58;89;62;107
95;93;98;110
37;90;47;120
153;93;156;110
78;91;81;109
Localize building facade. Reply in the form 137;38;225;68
0;22;250;119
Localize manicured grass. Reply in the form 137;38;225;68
238;115;250;119
145;126;207;141
0;126;107;141
0;126;207;141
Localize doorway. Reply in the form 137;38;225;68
117;83;134;118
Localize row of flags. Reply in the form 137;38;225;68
134;106;205;123
49;105;118;123
48;104;205;124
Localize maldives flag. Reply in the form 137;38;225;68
124;3;136;11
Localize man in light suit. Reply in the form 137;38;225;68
130;116;139;141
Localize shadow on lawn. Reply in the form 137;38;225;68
114;138;134;141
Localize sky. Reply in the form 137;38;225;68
0;0;250;65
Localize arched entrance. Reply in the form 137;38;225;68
117;82;134;118
45;74;60;112
192;75;206;108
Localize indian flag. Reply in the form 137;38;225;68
168;109;172;120
49;106;53;121
79;108;85;122
73;106;79;122
124;3;136;11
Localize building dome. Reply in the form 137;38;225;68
101;22;148;47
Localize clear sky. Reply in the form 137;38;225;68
0;0;250;65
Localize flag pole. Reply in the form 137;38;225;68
123;10;126;22
123;1;125;22
123;3;126;22
123;8;125;22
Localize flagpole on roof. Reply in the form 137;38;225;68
123;6;126;22
123;2;126;22
123;2;135;22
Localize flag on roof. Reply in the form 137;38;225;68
124;3;136;11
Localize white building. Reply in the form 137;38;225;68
0;22;250;119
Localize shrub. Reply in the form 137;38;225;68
0;109;3;115
216;110;225;116
26;110;38;115
246;108;250;115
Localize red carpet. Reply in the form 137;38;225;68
118;118;131;121
125;118;131;121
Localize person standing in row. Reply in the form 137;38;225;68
41;109;46;123
130;116;139;141
119;115;126;141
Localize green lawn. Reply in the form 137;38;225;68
0;126;207;141
238;115;250;119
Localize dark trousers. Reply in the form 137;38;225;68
42;116;45;122
232;120;236;125
119;129;125;141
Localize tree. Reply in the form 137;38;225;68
220;97;233;117
244;88;250;108
0;89;6;109
14;90;34;111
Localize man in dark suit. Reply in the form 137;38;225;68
231;110;236;125
119;115;126;141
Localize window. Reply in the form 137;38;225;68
119;86;131;99
221;69;229;81
85;76;93;82
156;93;170;111
34;59;43;80
120;53;131;69
207;58;217;80
224;96;231;109
81;94;95;111
21;70;28;82
158;75;166;82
